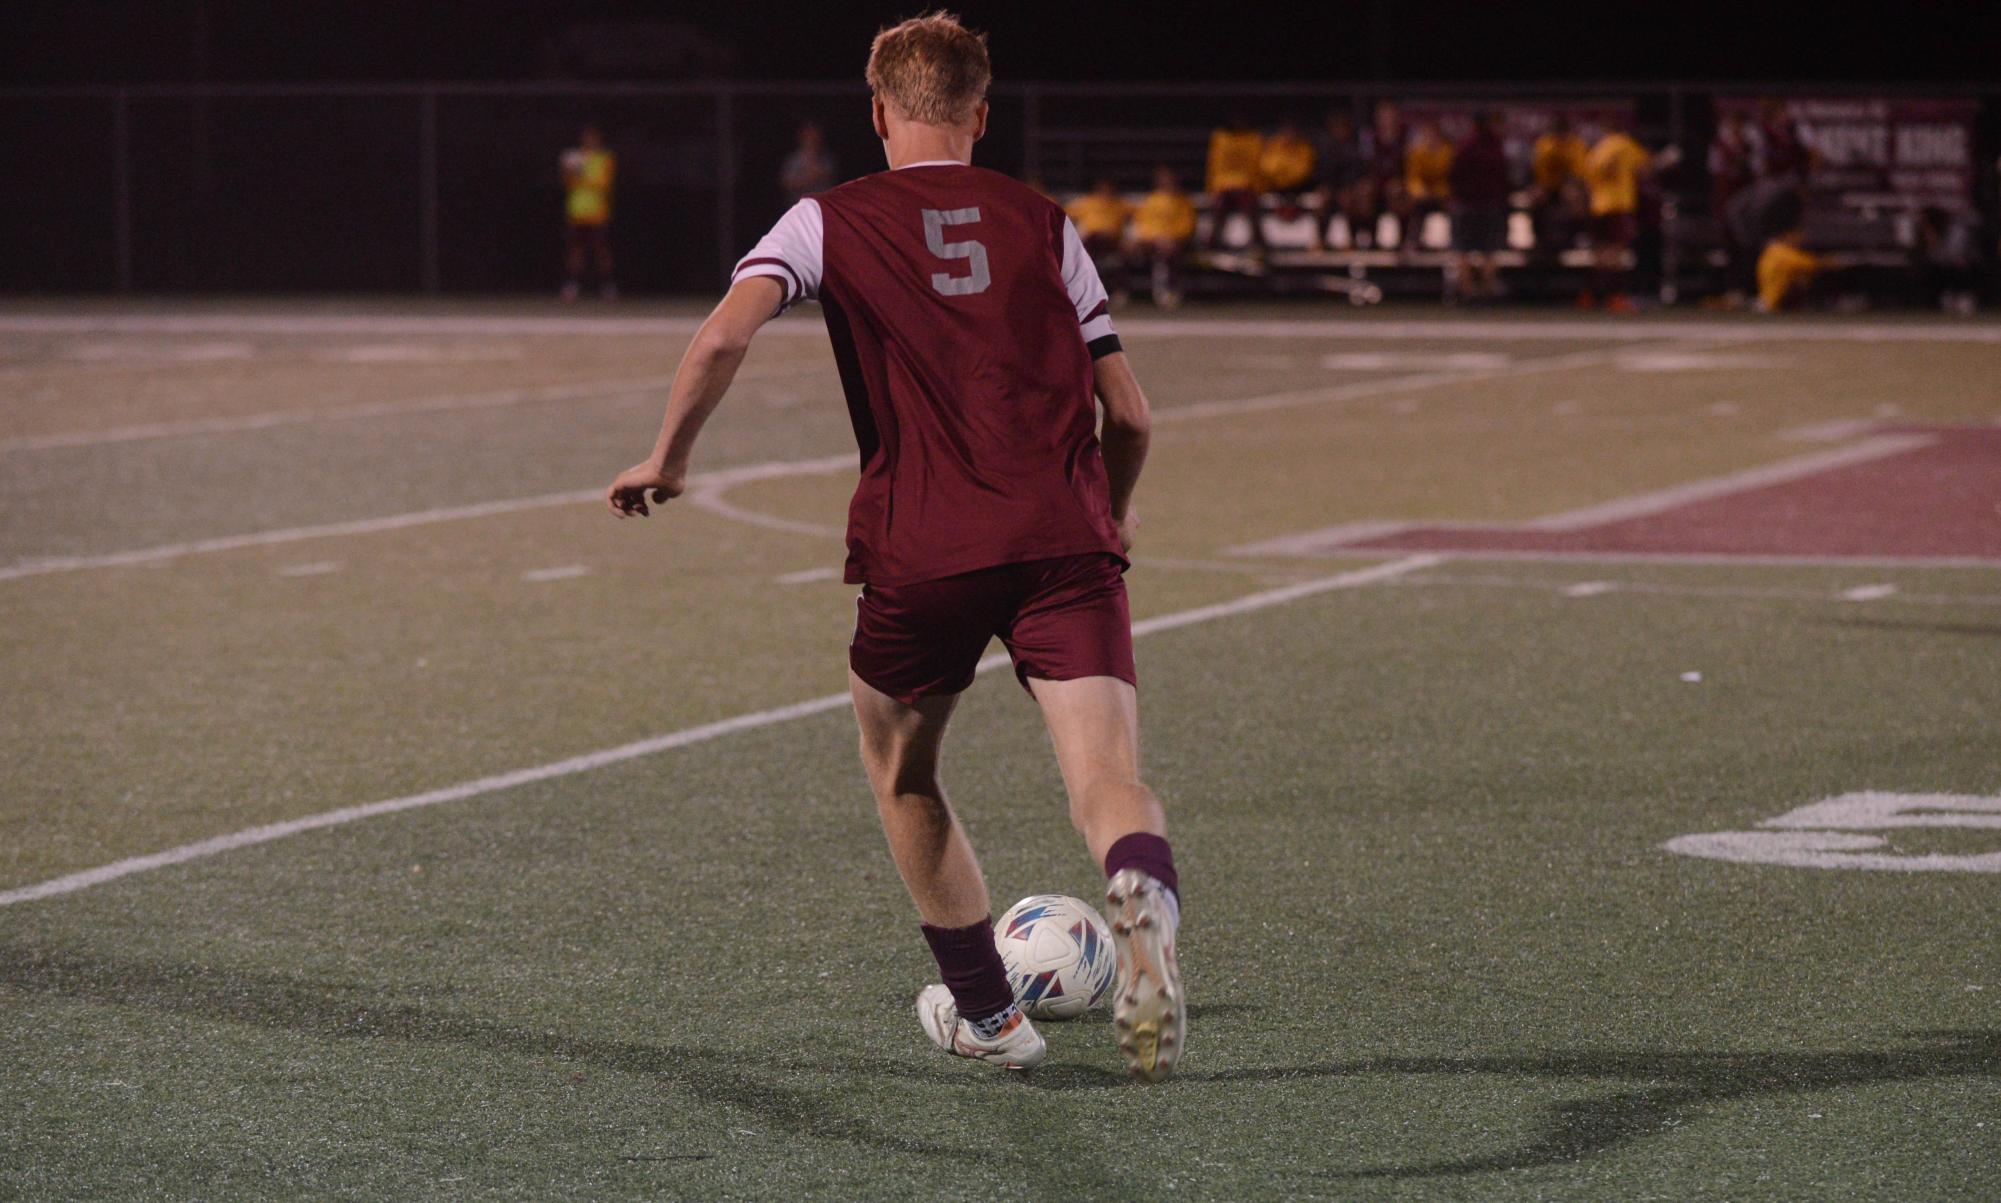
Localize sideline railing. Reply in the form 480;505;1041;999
1;79;1992;297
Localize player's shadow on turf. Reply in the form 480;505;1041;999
1818;616;2001;640
1190;1033;2001;1180
8;942;1996;1180
0;942;1011;1169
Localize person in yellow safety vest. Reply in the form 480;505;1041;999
1206;116;1266;250
561;124;618;301
1133;165;1199;307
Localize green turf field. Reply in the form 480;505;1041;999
2;302;1998;1200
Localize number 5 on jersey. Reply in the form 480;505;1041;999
923;207;991;296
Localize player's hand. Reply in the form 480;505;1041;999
606;462;685;518
1116;510;1140;553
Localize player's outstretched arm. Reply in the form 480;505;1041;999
1092;351;1153;552
606;276;786;518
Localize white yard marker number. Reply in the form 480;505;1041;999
1667;793;2001;872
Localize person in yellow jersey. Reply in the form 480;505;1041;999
1206;115;1266;251
1756;196;1833;311
1259;121;1315;201
1402;121;1455;250
1066;177;1134;288
1530;113;1589;261
1581;114;1651;312
561;124;618;301
1133;165;1199;307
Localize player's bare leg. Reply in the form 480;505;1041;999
1030;675;1184;1081
850;671;1043;1068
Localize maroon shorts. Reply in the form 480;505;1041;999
1590;212;1636;248
850;553;1136;705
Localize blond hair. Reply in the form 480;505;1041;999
865;11;991;126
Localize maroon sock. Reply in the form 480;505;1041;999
1104;832;1179;902
919;918;1016;1023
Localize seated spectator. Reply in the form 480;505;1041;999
1313;110;1368;249
1582;113;1652;312
1206;115;1266;251
1530;114;1588;260
1403;121;1455;246
1260;121;1316;197
1133;165;1199;307
1757;206;1823;312
780;122;837;203
1449;109;1513;302
1363;100;1409;248
1066;176;1133;286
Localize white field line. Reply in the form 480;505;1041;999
1521;433;1936;531
0;375;675;453
651;347;1639;542
0;553;1440;908
0;314;790;338
1365;549;2001;569
0;453;856;584
1151;346;1625;424
775;566;843;584
1779;417;1887;443
1;360;826;454
1387;571;2001;608
1;348;1590;584
1841;583;1899;601
1227;433;1940;557
685;485;846;539
521;565;591;582
275;561;343;578
6;311;2001;343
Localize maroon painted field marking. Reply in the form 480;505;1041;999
1242;427;2001;566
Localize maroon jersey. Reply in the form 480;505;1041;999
733;162;1124;587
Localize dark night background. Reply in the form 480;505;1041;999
11;1;2001;85
5;3;1998;295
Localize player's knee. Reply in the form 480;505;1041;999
857;737;943;806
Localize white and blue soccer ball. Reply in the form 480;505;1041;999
994;894;1119;1020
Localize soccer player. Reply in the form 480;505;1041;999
605;13;1185;1082
561;124;617;301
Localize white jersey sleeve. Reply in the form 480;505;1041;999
732;199;823;314
1059;217;1119;352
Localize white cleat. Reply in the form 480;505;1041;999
1104;869;1185;1082
915;985;1045;1070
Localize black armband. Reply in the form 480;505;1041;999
1086;333;1123;360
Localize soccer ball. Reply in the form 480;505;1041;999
994;894;1119;1020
